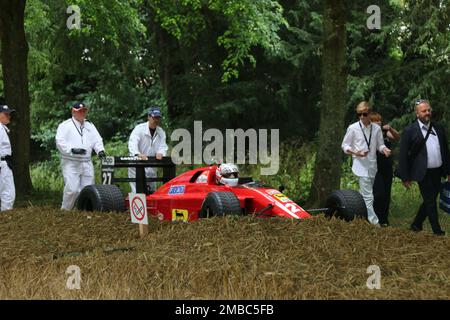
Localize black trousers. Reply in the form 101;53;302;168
373;169;393;225
412;168;443;233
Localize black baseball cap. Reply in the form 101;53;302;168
72;102;88;111
148;107;162;118
0;105;16;114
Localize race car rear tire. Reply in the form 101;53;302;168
76;184;125;212
199;192;242;218
324;189;367;222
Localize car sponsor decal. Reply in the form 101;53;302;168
244;186;300;219
157;212;164;221
172;209;189;222
119;156;140;161
266;189;280;195
273;193;291;203
168;185;185;195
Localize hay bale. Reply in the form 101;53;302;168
0;207;448;299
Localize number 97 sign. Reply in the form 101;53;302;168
129;193;148;225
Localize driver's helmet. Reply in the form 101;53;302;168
216;163;239;187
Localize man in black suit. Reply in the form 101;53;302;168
397;99;450;235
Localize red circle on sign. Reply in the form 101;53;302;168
131;196;146;221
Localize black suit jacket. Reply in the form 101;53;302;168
397;121;450;182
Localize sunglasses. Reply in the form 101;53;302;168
357;112;369;117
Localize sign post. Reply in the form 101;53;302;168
129;193;149;238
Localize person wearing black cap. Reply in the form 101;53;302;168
0;105;16;211
55;102;106;210
128;106;168;193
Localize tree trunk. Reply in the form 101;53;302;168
0;0;33;195
308;0;347;207
151;20;185;122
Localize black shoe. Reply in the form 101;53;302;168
433;230;446;236
410;225;422;232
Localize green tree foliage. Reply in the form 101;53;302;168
148;0;287;82
1;0;448;197
26;0;160;157
334;0;449;140
391;0;449;131
152;0;324;140
25;0;290;157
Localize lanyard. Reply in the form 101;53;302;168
359;122;372;151
71;118;84;143
422;124;436;136
2;124;10;134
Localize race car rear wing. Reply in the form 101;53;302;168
101;156;176;194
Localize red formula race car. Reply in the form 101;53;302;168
76;157;368;222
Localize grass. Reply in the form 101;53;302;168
389;179;450;233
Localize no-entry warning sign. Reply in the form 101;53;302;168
129;193;148;225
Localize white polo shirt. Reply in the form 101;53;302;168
341;121;387;178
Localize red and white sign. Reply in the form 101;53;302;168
129;193;148;225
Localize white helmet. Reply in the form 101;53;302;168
216;163;239;187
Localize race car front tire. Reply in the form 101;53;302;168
76;184;125;212
324;189;368;222
199;192;242;218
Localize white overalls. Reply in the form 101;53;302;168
0;124;15;211
55;118;105;210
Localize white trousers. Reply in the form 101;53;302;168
61;159;94;210
128;167;156;193
359;177;379;225
0;160;15;211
